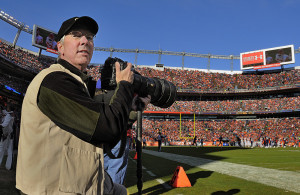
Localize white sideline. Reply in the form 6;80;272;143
129;157;171;189
142;149;300;193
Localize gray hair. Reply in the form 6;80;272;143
57;35;65;60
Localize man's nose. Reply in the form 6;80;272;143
80;36;89;44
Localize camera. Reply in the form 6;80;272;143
100;57;177;108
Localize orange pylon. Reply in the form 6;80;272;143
133;152;138;160
169;166;191;188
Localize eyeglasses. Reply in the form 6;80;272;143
67;31;95;42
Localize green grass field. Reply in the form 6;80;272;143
1;147;299;195
125;146;300;195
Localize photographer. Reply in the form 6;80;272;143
16;16;133;195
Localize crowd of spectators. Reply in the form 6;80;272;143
145;96;300;113
0;41;54;73
86;65;101;81
1;40;299;92
134;66;300;92
140;117;300;147
0;73;28;95
85;65;300;92
0;40;299;148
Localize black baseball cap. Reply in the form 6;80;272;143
55;16;98;42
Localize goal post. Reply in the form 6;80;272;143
179;113;196;140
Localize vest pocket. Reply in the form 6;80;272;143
59;145;100;194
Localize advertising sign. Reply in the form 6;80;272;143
240;45;294;70
32;24;58;54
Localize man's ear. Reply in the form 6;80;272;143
57;41;64;55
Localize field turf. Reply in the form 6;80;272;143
125;146;300;195
1;147;299;194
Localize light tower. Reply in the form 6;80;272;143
0;9;32;47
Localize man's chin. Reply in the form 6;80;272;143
78;58;91;65
79;62;89;69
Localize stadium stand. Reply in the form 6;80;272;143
140;118;300;147
0;39;299;149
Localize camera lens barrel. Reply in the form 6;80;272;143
152;78;177;108
101;57;177;108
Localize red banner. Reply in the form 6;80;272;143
46;48;58;54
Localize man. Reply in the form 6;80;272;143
143;136;147;149
16;16;134;195
218;135;223;147
0;107;14;170
35;28;43;45
46;33;57;50
266;55;273;64
157;132;162;152
192;136;197;147
275;49;289;63
200;137;204;147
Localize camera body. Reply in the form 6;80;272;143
101;57;176;108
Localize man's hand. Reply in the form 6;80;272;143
132;95;151;111
115;61;134;84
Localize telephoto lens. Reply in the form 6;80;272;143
101;57;177;108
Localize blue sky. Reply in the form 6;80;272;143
0;0;299;71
